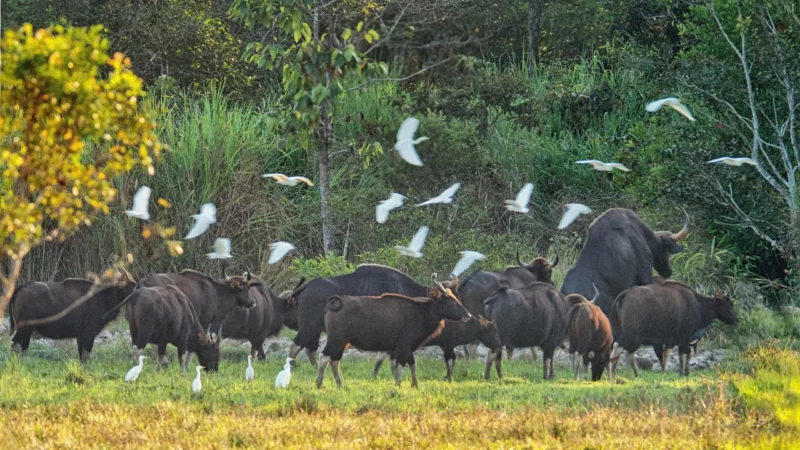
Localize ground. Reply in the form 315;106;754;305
0;332;796;449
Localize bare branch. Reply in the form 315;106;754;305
345;55;457;93
713;178;783;250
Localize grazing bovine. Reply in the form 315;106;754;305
316;280;471;388
609;280;738;377
126;285;220;372
566;289;613;381
220;275;298;359
137;270;255;338
483;282;570;380
371;316;502;381
9;272;136;362
560;208;689;314
288;264;430;365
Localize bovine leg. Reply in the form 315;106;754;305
661;346;671;373
550;357;555;379
315;355;330;389
12;330;32;353
506;347;515;360
394;363;405;387
306;349;318;367
158;343;169;370
79;337;93;363
372;353;389;379
409;355;419;388
390;357;399;381
289;342;303;361
464;343;478;359
484;350;496;380
250;345;259;360
609;343;623;378
572;352;580;380
330;360;343;388
583;358;589;381
626;350;639;377
606;363;613;380
530;347;538;361
679;353;688;376
132;345;144;364
443;346;456;381
542;357;551;380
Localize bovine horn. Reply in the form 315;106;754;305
221;262;227;280
516;250;525;267
590;283;600;304
245;269;252;282
551;250;559;268
431;273;439;284
670;209;690;241
293;277;306;292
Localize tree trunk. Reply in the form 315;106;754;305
527;0;544;74
317;117;334;254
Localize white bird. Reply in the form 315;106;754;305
376;193;407;224
416;183;461;207
394;117;428;166
394;226;429;258
262;173;314;186
245;355;255;382
185;203;217;239
558;203;593;230
125;186;151;220
268;241;296;264
192;365;204;393
451;251;487;278
576;160;631;172
645;97;696;122
206;238;232;259
124;355;146;382
275;357;292;388
707;157;757;167
504;183;534;213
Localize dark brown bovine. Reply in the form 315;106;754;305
560;208;689;314
220;275;296;359
288;264;430;365
316;282;471;388
10;272;136;362
566;296;613;381
126;285;220;372
483;282;570;380
137;270;255;338
371;316;502;381
610;280;738;377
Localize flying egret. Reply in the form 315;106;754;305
451;251;487;278
125;355;146;382
192;365;205;393
416;183;461;207
576;160;631;172
376;193;407;224
185;203;217;239
394;226;429;258
504;183;534;213
645;97;696;122
394;117;428;166
262;173;314;186
125;186;151;221
558;203;593;230
268;241;296;264
206;238;232;259
245;355;255;382
707;157;757;167
275;357;292;388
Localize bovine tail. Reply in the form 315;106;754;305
101;286;140;321
326;295;344;312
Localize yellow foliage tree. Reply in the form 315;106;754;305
0;24;163;317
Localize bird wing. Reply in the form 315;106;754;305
415;197;437;207
441;183;461;199
131;186;151;213
268;242;295;264
514;183;534;205
665;100;696;122
199;203;217;222
707;157;731;164
262;173;286;180
609;163;631;172
645;98;672;112
576;160;601;166
740;158;757;166
397;117;420;142
290;176;314;186
395;141;423;166
376;202;392;223
451;251;486;277
408;226;429;252
388;193;406;205
185;218;212;239
213;238;231;255
558;204;591;230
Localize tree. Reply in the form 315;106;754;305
527;0;543;71
0;24;164;318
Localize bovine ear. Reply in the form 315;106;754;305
666;238;683;254
428;288;442;300
714;291;725;302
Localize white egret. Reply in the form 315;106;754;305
504;183;534;213
416;183;461;207
558;203;593;230
192;365;205;393
451;251;487;278
268;241;296;264
206;238;232;259
394;226;429;258
275;357;292;388
125;186;151;221
645;97;696;122
245;355;255;382
262;173;314;186
576;160;630;172
376;193;407;224
185;203;217;239
394;117;428;166
125;355;146;382
707;157;757;167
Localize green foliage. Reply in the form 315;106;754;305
291;253;356;279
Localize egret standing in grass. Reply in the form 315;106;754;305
394;117;428;166
185;203;217;239
394;226;429;258
416;183;461;207
125;355;146;382
504;183;534;213
262;173;314;186
576;160;630;172
558;203;593;230
275;357;292;388
125;186;151;221
268;241;296;264
206;238;232;259
645;97;696;122
192;365;205;393
376;193;407;224
246;355;255;382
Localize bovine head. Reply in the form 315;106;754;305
429;274;471;322
651;210;690;278
195;332;220;372
565;293;588;307
279;290;299;330
223;273;255;308
284;277;307;307
517;251;558;285
477;316;502;351
713;291;738;325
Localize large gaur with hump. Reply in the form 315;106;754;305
560;208;689;314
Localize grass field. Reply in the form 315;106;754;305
0;335;798;448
